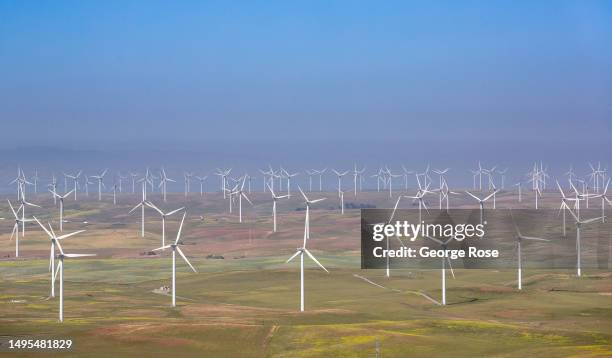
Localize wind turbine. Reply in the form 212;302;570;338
49;175;58;205
31;170;39;194
49;189;75;232
17;194;40;237
424;235;455;305
153;212;197;307
183;172;193;197
432;168;450;192
372;195;403;278
117;173;128;193
159;168;176;202
566;207;603;277
129;172;139;193
465;190;498;224
297;186;326;239
129;181;148;237
111;183;118;205
230;177;253;223
510;210;549;290
63;171;82;201
286;202;329;312
314;168;326;192
268;183;289;232
8;200;31;258
556;180;576;237
386;169;402;198
514;182;522;203
145;201;184;248
214;168;231;199
33;217;85;298
90;169;107;201
401;165;414;191
404;176;433;224
351;164;366;196
497;168;508;189
282;169;299;196
593;178;611;223
195;175;208;196
50;234;94;322
332;169;349;197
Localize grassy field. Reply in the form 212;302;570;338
0;190;611;356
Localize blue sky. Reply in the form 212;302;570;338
0;1;611;145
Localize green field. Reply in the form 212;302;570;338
1;191;611;357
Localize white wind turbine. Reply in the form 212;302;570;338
195;175;208;196
435;180;459;211
510;210;549;290
332;169;349;197
351;164;366;196
129;172;139;193
90;169;107;201
305;170;315;192
153;212;197;307
8;200;31;258
297;186;326;240
432;168;450;192
268;183;289;232
497;168;508;189
183;172;193;197
129;181;148;237
259;167;274;192
83;175;91;197
49;189;75;232
51;237;94;322
49;174;58;205
17;194;41;237
514;182;522;203
593;178;611;223
159;168;176;202
404;176;433;224
566;207;603;277
386;169;402;198
117;173;128;193
230;177;253;223
111;183;118;205
63;171;82;201
9;167;25;200
465;190;498;224
282;169;299;196
31;170;39;194
556;180;576;237
401;165;414;191
145;201;184;248
215;168;231;199
286;192;329;312
424;235;455;305
33;217;85;299
314;168;327;192
374;195;403;278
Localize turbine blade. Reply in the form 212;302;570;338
304;249;329;273
286;250;301;263
176;247;197;273
166;207;185;216
174;212;187;244
446;257;455;279
55;230;86;240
